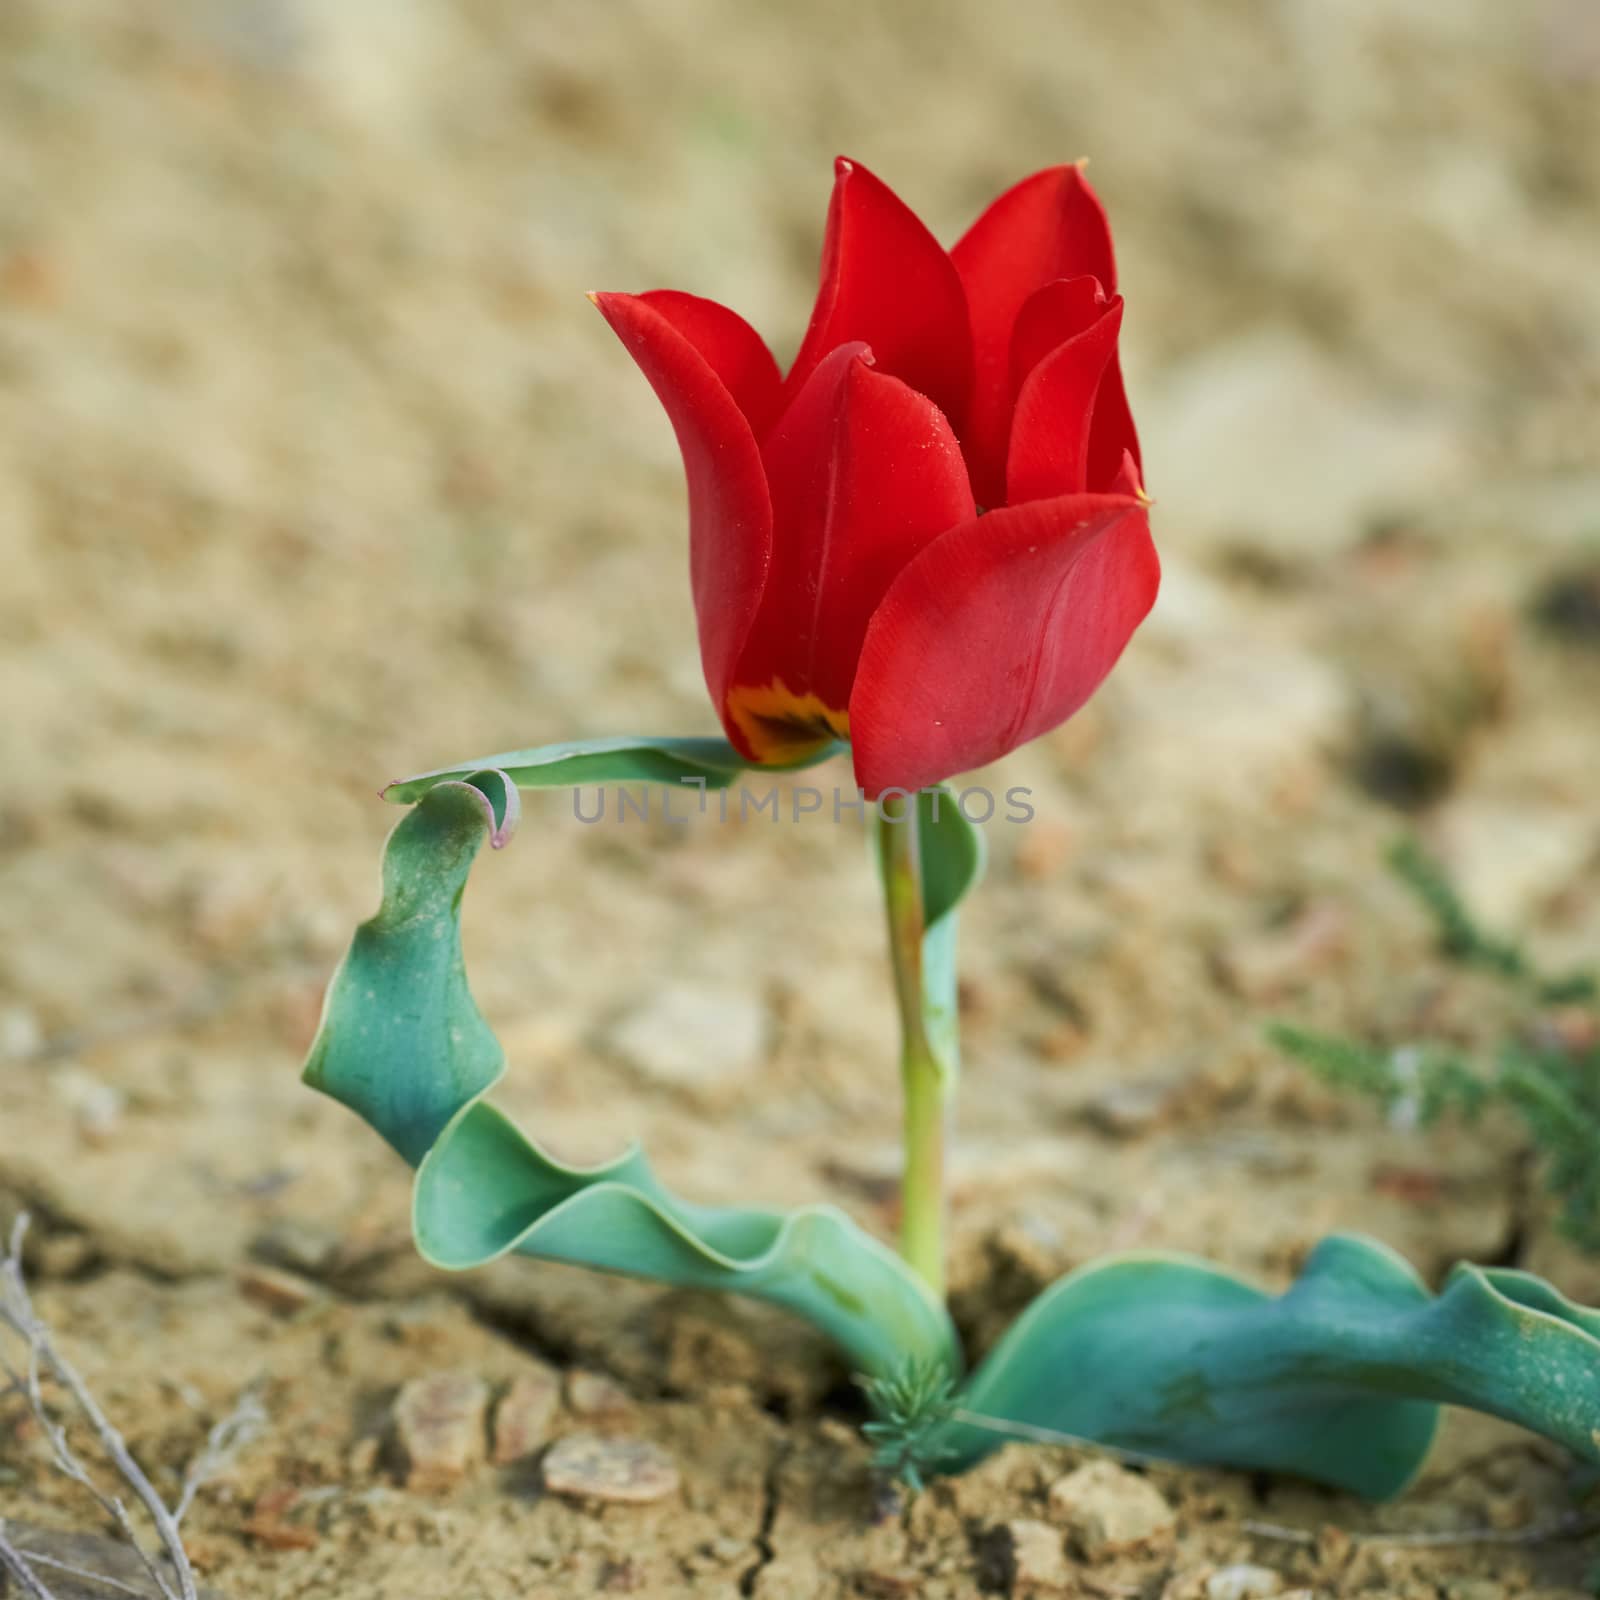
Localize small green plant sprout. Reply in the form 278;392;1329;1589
1387;836;1594;1001
1274;837;1600;1249
304;161;1600;1496
860;1359;961;1493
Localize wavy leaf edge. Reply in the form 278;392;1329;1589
304;770;959;1383
934;1231;1600;1499
309;754;1600;1502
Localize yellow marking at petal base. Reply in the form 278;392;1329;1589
725;681;850;763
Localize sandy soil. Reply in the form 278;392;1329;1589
2;0;1600;1594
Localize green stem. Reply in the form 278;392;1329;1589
876;796;949;1299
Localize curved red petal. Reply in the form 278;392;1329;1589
1008;276;1113;395
849;493;1158;797
729;346;975;747
635;289;784;437
952;166;1118;507
591;292;773;736
782;157;973;437
1006;297;1123;504
1012;279;1141;492
1006;279;1143;501
1108;448;1145;498
1084;355;1141;493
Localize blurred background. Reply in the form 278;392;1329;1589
1;0;1599;1590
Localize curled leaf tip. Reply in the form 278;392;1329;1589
429;770;519;848
377;767;518;845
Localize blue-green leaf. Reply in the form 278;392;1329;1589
934;1233;1600;1499
307;766;1600;1499
918;786;985;932
303;774;957;1382
383;734;844;804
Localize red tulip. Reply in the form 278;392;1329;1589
593;158;1159;798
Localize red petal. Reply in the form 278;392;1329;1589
733;345;975;720
1084;356;1140;493
1008;276;1114;394
1108;449;1145;498
1006;297;1123;503
782;158;973;437
849;493;1158;796
952;166;1118;507
634;289;784;437
591;292;773;732
1011;279;1141;491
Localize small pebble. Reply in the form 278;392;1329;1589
542;1433;680;1505
566;1369;633;1419
1206;1564;1284;1600
1048;1460;1175;1560
999;1518;1071;1595
392;1371;488;1491
492;1368;560;1464
237;1264;320;1316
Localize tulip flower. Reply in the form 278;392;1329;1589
309;157;1600;1505
592;157;1159;798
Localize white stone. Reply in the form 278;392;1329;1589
1206;1565;1285;1600
606;982;767;1098
1048;1460;1176;1559
542;1433;680;1505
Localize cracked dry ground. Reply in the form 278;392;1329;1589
3;0;1600;1595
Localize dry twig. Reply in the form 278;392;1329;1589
0;1522;56;1600
0;1212;265;1599
174;1392;265;1528
0;1531;150;1598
